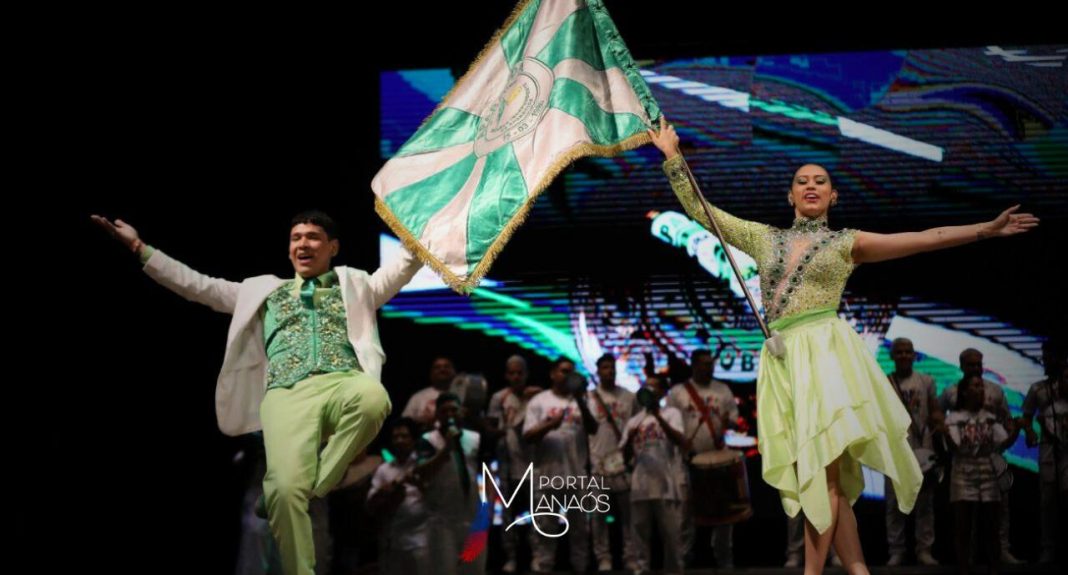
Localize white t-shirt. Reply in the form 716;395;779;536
946;409;1008;458
1023;379;1067;466
402;377;487;425
888;371;938;450
667;379;739;454
417;427;481;521
940;379;1011;423
523;389;589;480
586;386;636;477
402;386;442;426
367;453;430;551
488;387;532;479
620;407;686;501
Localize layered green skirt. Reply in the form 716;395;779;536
757;307;922;533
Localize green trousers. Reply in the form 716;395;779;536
261;369;392;575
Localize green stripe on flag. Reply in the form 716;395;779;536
582;0;661;123
536;7;615;71
396;108;482;157
548;78;647;145
384;153;479;239
465;144;528;273
499;0;543;68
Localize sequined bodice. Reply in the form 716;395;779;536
664;156;858;322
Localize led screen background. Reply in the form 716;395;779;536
380;46;1067;478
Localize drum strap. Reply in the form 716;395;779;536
684;382;724;450
889;374;927;442
592;388;623;440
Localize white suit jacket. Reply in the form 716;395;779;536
142;248;421;436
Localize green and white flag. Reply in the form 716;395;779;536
372;0;661;293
